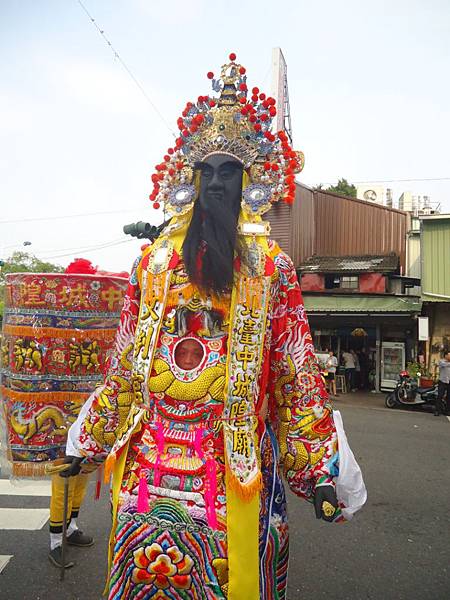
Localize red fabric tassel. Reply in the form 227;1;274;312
137;473;149;513
94;466;102;501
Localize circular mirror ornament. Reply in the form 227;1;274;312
166;183;196;216
242;183;273;216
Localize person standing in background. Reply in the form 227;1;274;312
326;350;338;398
342;350;356;392
358;348;368;389
351;350;360;390
435;351;450;416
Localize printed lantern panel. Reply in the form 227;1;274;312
1;272;128;477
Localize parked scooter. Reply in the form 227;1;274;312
385;370;438;410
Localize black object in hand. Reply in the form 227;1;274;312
59;456;83;478
313;484;339;522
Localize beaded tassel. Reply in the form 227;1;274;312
153;422;165;488
205;458;218;529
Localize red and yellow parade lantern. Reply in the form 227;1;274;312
1;269;128;477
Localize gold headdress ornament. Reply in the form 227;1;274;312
149;52;305;217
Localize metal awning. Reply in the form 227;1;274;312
303;294;422;314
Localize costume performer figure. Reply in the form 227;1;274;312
66;53;366;599
0;259;128;568
47;260;129;568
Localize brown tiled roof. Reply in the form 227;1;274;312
298;253;399;273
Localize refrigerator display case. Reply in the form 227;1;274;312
380;342;405;390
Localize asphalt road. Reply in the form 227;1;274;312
1;400;449;600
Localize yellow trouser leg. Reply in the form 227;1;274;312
71;472;90;519
49;473;90;533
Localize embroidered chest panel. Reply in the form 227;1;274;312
149;265;230;423
123;268;230;522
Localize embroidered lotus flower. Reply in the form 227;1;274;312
131;542;194;590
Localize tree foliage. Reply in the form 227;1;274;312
0;252;64;318
313;178;357;198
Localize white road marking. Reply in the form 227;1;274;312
0;479;51;496
447;416;450;424
0;479;52;575
0;555;13;574
0;508;49;530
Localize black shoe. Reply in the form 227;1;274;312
48;546;75;569
67;530;94;547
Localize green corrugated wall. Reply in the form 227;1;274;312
421;219;450;299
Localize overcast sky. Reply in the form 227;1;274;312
1;0;449;272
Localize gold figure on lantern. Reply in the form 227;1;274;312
69;341;100;372
13;339;43;371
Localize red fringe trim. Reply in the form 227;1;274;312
1;386;89;404
12;461;47;478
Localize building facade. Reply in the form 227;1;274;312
268;185;421;392
419;214;450;373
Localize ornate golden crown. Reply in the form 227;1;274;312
149;52;304;216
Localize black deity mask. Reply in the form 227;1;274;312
197;155;243;217
182;153;244;295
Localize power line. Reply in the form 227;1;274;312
0;207;150;225
311;177;450;186
76;0;176;137
38;236;127;255
39;237;134;260
2;236;136;262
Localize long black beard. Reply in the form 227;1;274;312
182;196;242;295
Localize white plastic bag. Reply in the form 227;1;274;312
333;410;367;520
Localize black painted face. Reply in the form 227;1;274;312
196;154;243;216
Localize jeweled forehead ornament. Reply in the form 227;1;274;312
149;52;305;216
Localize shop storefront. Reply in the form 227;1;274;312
303;294;422;392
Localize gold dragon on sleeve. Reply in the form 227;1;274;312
84;343;136;448
274;355;331;474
